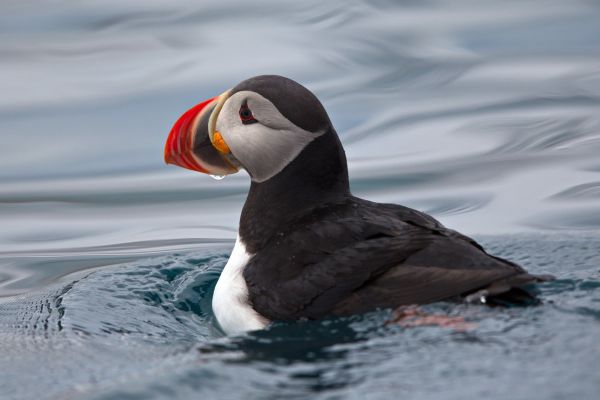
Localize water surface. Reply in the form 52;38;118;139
1;1;599;399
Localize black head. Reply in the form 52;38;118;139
165;74;347;185
230;75;331;133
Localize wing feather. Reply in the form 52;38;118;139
243;199;538;321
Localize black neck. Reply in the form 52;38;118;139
239;128;350;253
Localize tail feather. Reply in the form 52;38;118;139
464;272;554;306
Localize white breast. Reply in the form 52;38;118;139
212;236;269;334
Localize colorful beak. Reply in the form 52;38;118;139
164;91;238;175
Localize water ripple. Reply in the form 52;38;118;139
1;1;600;398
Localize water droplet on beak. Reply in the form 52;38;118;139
210;175;226;181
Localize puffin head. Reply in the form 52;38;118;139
164;75;332;182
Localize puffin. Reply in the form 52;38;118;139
164;75;552;335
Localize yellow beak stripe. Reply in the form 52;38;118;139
212;131;230;154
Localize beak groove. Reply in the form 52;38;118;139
164;91;238;176
164;97;217;172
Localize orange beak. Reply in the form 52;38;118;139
164;92;238;175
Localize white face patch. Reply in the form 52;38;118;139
215;91;324;182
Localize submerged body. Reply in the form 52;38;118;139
165;75;552;334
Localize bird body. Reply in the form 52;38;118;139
164;75;551;334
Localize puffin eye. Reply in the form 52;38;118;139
239;102;258;125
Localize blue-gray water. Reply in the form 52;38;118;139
1;1;599;399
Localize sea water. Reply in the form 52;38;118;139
1;1;599;399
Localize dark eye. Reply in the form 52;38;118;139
239;102;258;125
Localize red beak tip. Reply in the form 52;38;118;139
164;96;219;174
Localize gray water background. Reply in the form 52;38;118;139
0;1;599;399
